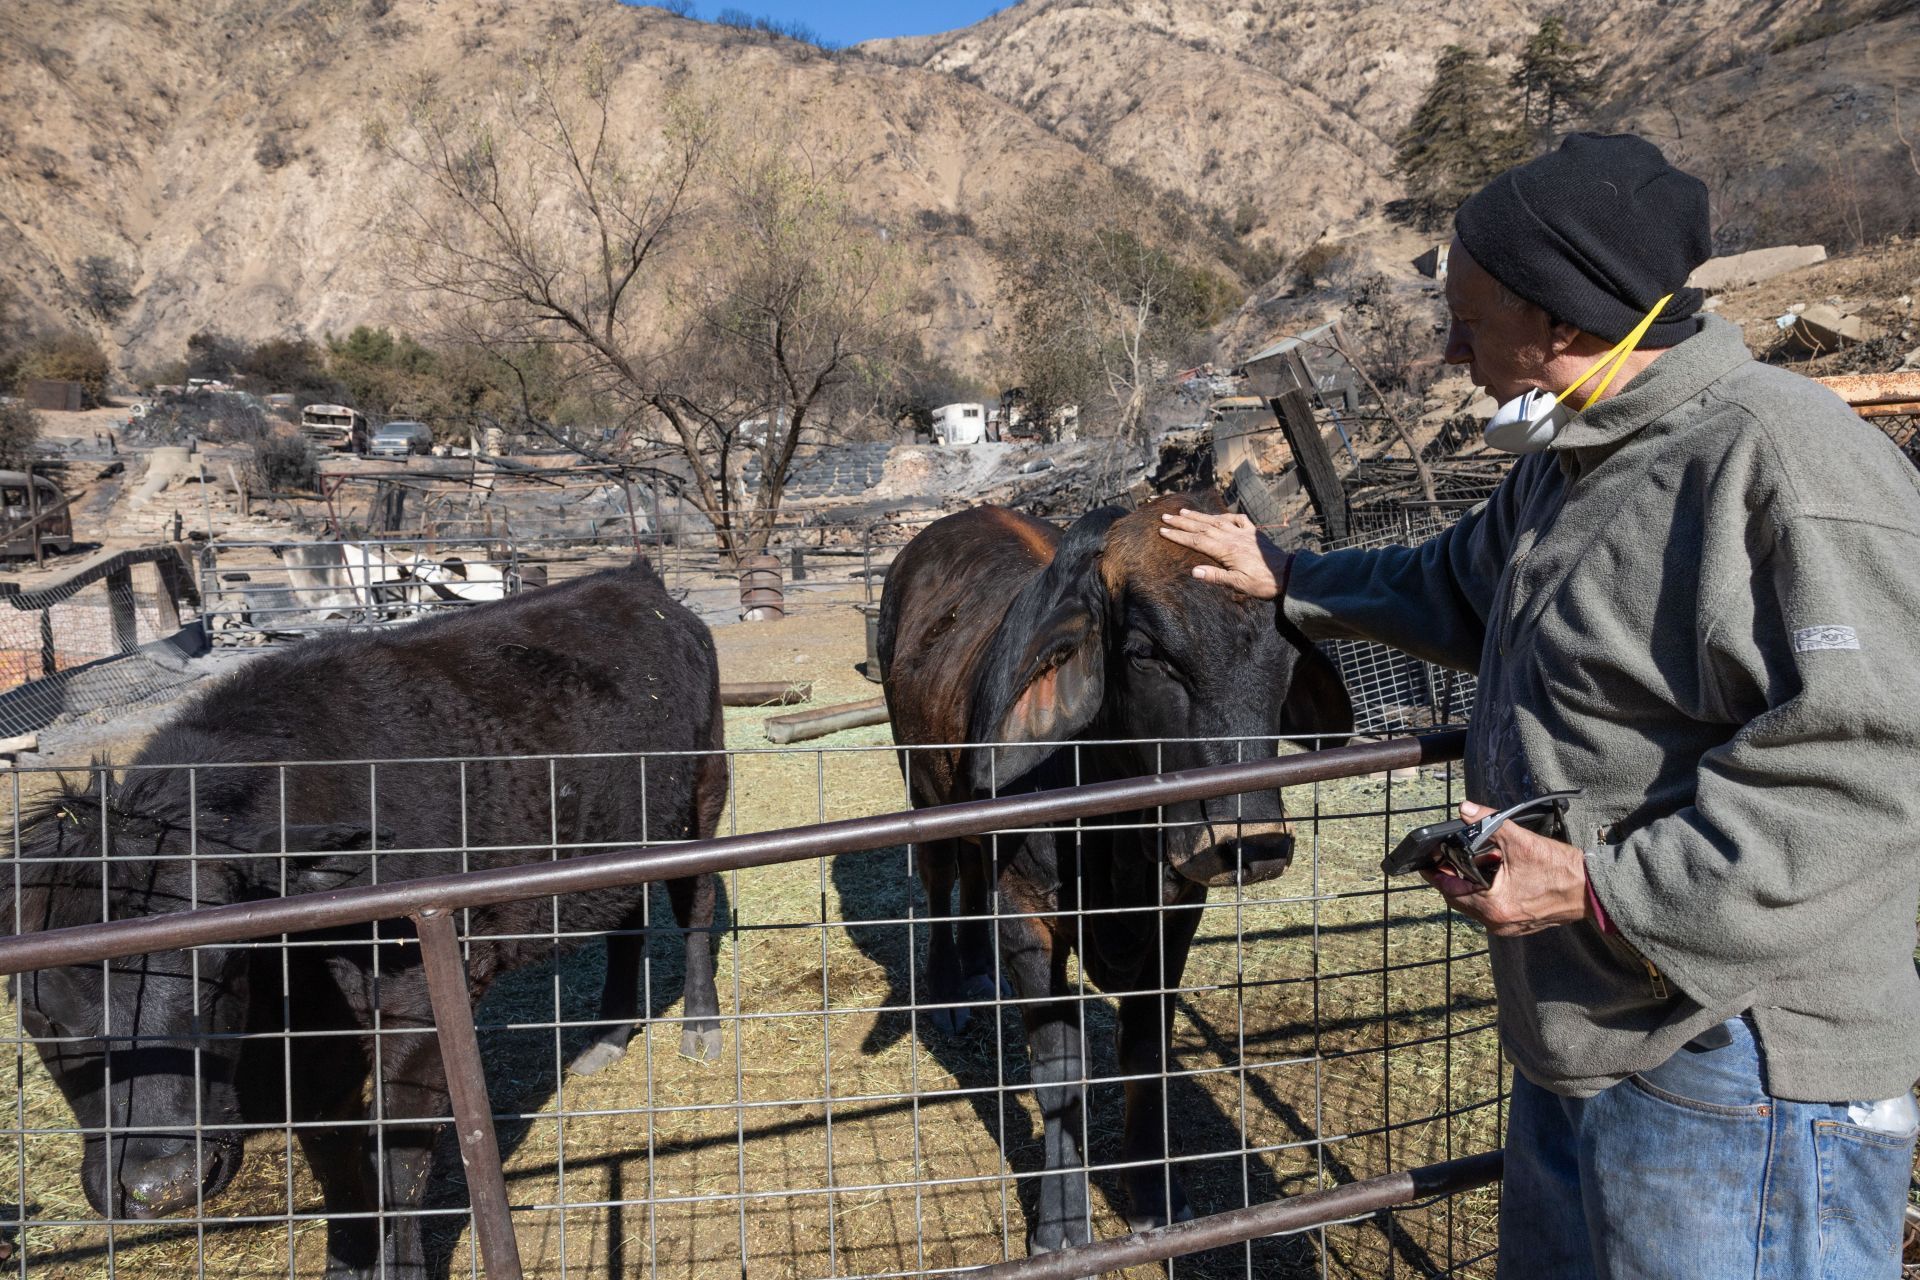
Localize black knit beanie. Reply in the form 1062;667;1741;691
1454;133;1712;347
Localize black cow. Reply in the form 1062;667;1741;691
8;560;727;1279
878;493;1353;1254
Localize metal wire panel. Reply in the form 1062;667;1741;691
1318;500;1496;737
0;735;1500;1280
0;554;203;737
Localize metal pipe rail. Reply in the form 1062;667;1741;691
0;731;1465;976
966;1151;1503;1280
0;729;1469;1279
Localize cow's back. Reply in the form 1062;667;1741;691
134;562;721;940
879;506;1057;806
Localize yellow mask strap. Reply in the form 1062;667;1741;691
1556;293;1674;412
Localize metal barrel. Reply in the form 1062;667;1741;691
738;553;784;620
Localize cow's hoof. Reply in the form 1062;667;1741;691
680;1026;724;1063
926;1004;971;1035
1123;1182;1195;1233
568;1039;628;1077
961;972;1012;1004
1028;1218;1092;1255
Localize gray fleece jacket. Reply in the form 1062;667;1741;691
1285;315;1920;1102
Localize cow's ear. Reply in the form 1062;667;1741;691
234;824;391;896
1278;637;1355;751
966;508;1125;793
236;821;389;853
288;854;376;894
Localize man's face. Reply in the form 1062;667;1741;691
1443;237;1558;402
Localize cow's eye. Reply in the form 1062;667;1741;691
1124;640;1172;674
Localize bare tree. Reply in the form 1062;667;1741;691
993;174;1228;444
374;41;916;559
689;133;920;543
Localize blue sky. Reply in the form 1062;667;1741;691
643;2;1006;45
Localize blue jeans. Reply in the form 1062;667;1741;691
1501;1016;1917;1279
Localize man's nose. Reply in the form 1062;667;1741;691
1444;323;1473;365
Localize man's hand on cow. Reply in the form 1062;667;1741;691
1422;801;1593;937
1158;509;1289;600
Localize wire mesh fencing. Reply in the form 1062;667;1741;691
1312;490;1501;738
0;731;1500;1280
0;547;203;738
197;512;947;645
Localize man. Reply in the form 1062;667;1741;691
1161;133;1920;1278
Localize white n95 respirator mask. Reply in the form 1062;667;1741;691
1484;388;1573;454
1477;291;1676;454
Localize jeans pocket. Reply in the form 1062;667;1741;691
1814;1118;1916;1279
1625;1021;1771;1118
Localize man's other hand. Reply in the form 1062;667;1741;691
1158;509;1287;600
1423;800;1592;937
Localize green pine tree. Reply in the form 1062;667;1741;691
1393;46;1528;230
1512;17;1600;132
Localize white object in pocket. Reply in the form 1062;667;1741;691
1845;1092;1919;1137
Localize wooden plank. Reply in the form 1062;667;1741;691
1270;388;1349;543
764;696;889;745
720;681;813;707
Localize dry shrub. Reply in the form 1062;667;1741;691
16;330;110;406
247;428;319;494
0;398;42;467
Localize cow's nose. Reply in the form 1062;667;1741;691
1172;823;1295;887
119;1141;220;1218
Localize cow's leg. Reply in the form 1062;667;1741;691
287;1001;381;1280
1115;884;1204;1232
578;748;728;1072
676;746;729;1063
1001;906;1090;1255
299;1124;381;1280
667;873;723;1062
917;838;972;1034
955;840;1002;1004
370;1031;450;1280
572;919;646;1076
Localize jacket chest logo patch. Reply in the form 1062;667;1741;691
1793;624;1860;652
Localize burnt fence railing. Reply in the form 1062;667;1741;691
0;730;1483;1279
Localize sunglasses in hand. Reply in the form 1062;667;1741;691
1382;790;1581;890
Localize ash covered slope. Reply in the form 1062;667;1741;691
0;0;1114;374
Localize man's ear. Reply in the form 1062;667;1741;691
1548;319;1586;357
966;508;1124;793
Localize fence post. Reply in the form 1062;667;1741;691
26;464;43;567
38;610;54;677
412;908;525;1280
154;552;186;634
106;565;138;654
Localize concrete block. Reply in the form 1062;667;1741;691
1688;244;1827;291
1790;303;1882;352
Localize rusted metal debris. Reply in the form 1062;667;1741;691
1816;371;1920;415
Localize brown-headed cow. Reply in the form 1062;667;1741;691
877;493;1353;1254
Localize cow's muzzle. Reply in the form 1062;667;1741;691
1169;821;1294;887
103;1136;243;1219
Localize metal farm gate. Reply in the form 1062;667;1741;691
0;731;1503;1280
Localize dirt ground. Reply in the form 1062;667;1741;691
0;603;1501;1280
